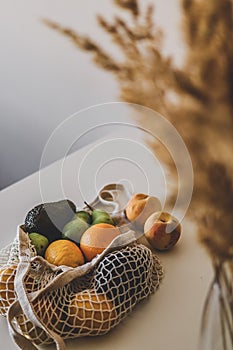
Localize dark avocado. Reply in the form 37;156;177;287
24;200;76;242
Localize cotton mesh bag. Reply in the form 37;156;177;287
0;223;163;350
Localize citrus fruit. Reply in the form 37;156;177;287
45;240;85;267
0;265;18;315
68;290;117;334
80;223;121;262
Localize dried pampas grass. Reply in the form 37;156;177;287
44;0;233;265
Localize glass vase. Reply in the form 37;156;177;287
199;261;233;350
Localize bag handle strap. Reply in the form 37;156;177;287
8;299;67;350
8;251;67;350
7;301;38;350
7;228;67;350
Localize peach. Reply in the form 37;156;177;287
144;211;181;251
125;193;161;229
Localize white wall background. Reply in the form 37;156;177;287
0;0;183;189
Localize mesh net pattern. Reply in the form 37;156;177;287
0;230;163;348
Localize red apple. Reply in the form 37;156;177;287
125;193;161;229
144;211;181;251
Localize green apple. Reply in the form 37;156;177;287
29;232;49;256
92;209;114;226
62;218;89;244
74;210;92;224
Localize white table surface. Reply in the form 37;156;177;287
0;138;213;350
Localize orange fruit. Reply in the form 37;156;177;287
0;265;36;316
0;265;17;315
45;240;85;268
68;290;117;334
80;223;121;262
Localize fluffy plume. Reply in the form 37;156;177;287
44;0;233;264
